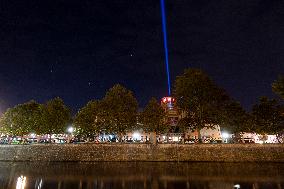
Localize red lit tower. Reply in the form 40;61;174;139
160;97;179;129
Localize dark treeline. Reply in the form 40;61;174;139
0;68;283;142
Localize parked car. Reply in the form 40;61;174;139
0;138;9;144
39;139;50;143
70;138;86;144
126;139;133;143
11;138;23;144
27;138;38;144
184;139;195;144
54;138;67;144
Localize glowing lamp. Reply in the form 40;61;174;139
67;127;74;133
222;132;229;139
133;132;140;140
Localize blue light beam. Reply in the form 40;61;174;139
160;0;171;96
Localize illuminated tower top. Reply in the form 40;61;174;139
161;96;176;110
161;96;179;127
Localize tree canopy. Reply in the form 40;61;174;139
140;98;167;133
272;75;284;99
41;97;71;135
100;84;138;138
0;98;71;137
251;97;284;139
74;100;102;137
174;68;231;135
220;101;250;133
0;100;43;136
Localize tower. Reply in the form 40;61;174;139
161;97;179;130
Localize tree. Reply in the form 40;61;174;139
251;96;284;143
100;84;138;141
0;107;26;136
140;98;166;144
41;97;71;139
272;75;284;99
221;101;250;133
174;68;231;139
23;101;45;135
0;100;43;136
74;100;103;139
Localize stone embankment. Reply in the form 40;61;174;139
0;143;283;162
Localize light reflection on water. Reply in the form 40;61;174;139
0;162;283;189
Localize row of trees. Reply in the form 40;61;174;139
74;85;167;142
175;69;284;141
74;84;139;141
0;98;70;138
0;68;283;142
0;84;165;142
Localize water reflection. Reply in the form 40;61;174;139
0;162;283;189
16;176;26;189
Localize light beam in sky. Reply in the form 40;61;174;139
160;0;171;96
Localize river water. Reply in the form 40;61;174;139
0;162;283;189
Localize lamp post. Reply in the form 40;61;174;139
222;132;229;143
67;126;74;143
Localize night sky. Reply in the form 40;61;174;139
0;0;284;113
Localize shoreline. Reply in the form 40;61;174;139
0;143;283;162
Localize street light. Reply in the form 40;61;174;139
133;132;140;141
222;132;229;139
222;132;229;143
67;126;74;134
67;126;74;144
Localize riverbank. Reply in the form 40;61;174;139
0;143;283;162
